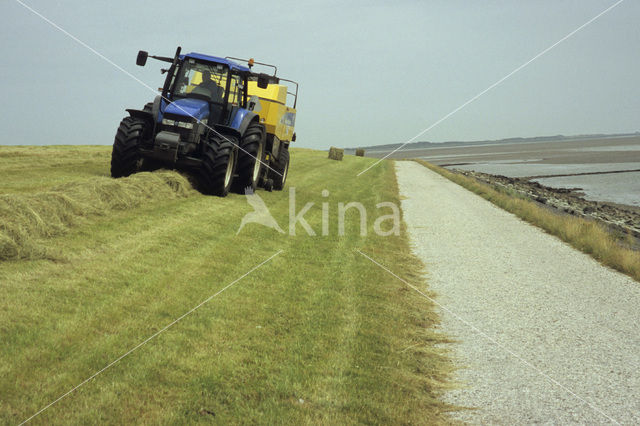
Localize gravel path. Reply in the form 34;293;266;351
396;161;640;425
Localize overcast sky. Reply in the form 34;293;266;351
1;0;638;149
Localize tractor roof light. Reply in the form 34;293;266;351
248;58;255;68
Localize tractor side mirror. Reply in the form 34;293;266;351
136;50;148;66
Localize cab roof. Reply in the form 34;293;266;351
181;52;250;73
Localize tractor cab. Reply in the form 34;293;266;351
164;54;251;127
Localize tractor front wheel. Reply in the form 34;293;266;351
111;116;146;178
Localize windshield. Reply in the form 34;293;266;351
174;59;229;104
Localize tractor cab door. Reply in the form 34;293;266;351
185;68;243;126
220;73;243;126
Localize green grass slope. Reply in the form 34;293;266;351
0;146;454;424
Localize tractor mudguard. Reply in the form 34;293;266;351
151;96;162;123
230;109;259;136
210;124;241;144
126;108;153;122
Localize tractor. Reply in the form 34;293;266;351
110;46;298;196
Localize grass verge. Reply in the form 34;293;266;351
415;159;640;282
1;147;456;424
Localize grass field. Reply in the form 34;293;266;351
415;159;640;283
0;146;455;424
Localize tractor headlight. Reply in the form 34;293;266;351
162;118;194;129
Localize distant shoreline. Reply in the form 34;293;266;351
346;132;640;153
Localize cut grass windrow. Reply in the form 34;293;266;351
414;159;640;282
0;171;194;260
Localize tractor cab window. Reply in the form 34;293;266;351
174;60;228;104
228;74;242;106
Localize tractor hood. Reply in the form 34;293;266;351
164;98;209;121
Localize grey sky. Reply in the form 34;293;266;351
1;0;638;149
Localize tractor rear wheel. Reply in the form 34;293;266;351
270;146;289;191
198;133;238;196
233;122;266;193
111;116;146;178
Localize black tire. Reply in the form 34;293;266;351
139;158;163;172
270;146;289;191
111;116;145;178
233;121;266;193
198;133;238;196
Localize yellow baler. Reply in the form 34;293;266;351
247;81;296;144
246;76;297;190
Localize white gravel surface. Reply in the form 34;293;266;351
395;161;640;425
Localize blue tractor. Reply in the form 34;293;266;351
111;47;285;196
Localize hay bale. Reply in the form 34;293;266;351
355;148;365;157
328;147;344;161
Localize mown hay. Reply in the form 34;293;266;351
0;171;194;260
328;147;344;161
355;148;365;157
